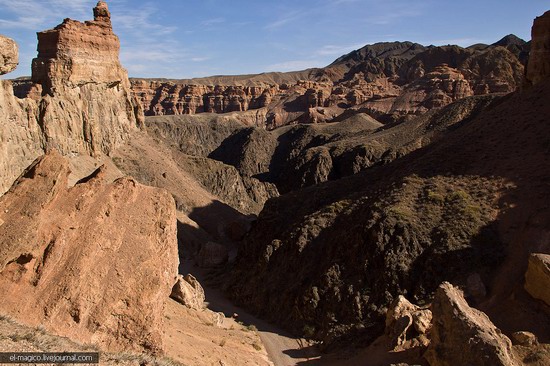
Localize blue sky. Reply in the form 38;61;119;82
1;0;548;79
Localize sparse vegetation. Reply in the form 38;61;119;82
0;314;185;366
245;324;258;332
302;325;316;338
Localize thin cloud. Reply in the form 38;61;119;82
191;57;210;62
368;8;422;25
0;0;89;30
264;11;302;30
112;3;177;36
200;18;225;27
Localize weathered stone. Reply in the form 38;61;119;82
424;282;518;366
526;11;550;85
196;242;229;267
524;253;550;306
511;331;538;346
0;151;178;354
32;1;126;90
0;35;18;74
385;295;432;351
170;274;205;310
0;2;143;195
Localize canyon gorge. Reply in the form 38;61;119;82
0;2;549;366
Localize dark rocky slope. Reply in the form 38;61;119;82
226;79;550;347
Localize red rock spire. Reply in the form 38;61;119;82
93;1;111;24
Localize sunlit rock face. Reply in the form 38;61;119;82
526;10;550;85
0;1;144;194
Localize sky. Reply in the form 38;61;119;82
0;0;548;79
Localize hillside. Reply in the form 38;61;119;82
226;78;550;348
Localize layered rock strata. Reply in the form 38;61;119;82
31;1;143;155
130;37;525;129
0;151;178;354
0;36;43;195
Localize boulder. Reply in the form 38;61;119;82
170;274;205;310
385;295;432;351
196;241;229;267
424;282;518;366
524;253;550;307
0;35;18;74
0;151;178;354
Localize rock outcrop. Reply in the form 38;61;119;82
31;1;143;155
524;253;550;307
385;296;432;351
0;151;178;354
170;274;205;310
424;283;518;366
0;2;143;195
0;35;43;195
526;11;550;85
0;36;18;74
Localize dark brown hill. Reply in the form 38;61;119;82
226;79;550;347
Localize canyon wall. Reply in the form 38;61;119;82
0;36;43;195
130;38;526;129
526;10;550;85
0;1;143;194
226;12;550;349
0;2;178;354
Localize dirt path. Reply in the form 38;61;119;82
182;260;321;366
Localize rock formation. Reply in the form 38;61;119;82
424;283;518;366
31;1;143;155
170;274;205;310
524;253;550;307
0;35;43;195
0;151;178;354
227;63;550;347
0;36;18;74
128;38;525;129
385;296;432;351
0;1;143;194
526;10;550;85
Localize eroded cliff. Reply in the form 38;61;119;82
130;37;526;129
0;151;178;354
0;1;143;194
